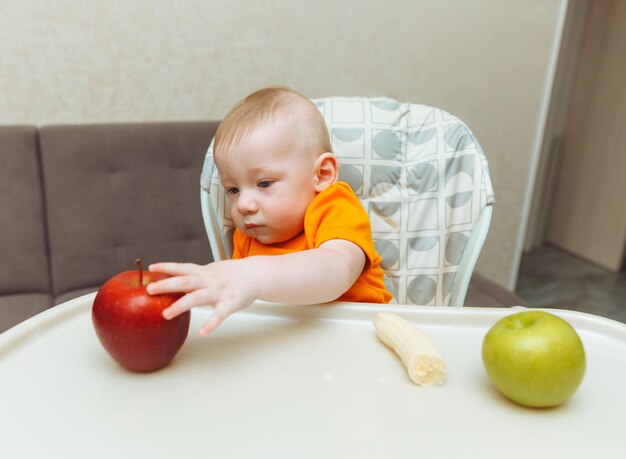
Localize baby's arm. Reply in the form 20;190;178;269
147;239;365;335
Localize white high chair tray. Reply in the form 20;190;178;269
1;293;624;458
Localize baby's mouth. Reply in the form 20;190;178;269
244;223;260;230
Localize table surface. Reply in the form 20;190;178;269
1;293;625;459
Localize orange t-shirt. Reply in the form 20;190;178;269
232;181;392;304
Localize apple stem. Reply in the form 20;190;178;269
135;258;143;285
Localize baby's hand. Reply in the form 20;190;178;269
147;260;261;336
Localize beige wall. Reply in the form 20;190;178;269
0;0;563;291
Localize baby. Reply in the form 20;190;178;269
148;87;391;335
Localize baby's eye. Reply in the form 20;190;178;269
226;187;239;195
258;180;272;189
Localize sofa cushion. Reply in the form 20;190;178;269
0;294;52;333
39;122;219;297
54;287;99;305
0;126;51;297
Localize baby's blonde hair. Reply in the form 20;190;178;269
213;86;331;159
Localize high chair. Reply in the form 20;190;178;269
200;97;494;306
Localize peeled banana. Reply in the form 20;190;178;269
373;312;446;386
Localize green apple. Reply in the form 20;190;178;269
482;310;586;408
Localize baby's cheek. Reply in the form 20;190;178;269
230;213;245;232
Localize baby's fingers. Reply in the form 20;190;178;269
161;287;221;320
161;289;205;320
199;308;229;336
146;274;201;295
148;262;202;276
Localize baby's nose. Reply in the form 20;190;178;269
237;192;259;214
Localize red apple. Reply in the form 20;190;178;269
92;259;189;372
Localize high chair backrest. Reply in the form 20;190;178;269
200;97;495;306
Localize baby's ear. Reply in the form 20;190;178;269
313;153;338;192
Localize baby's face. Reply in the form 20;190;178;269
215;119;318;244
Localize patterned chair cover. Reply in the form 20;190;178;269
200;97;495;306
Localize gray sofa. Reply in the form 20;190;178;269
0;122;218;332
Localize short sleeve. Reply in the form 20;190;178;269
304;182;379;269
